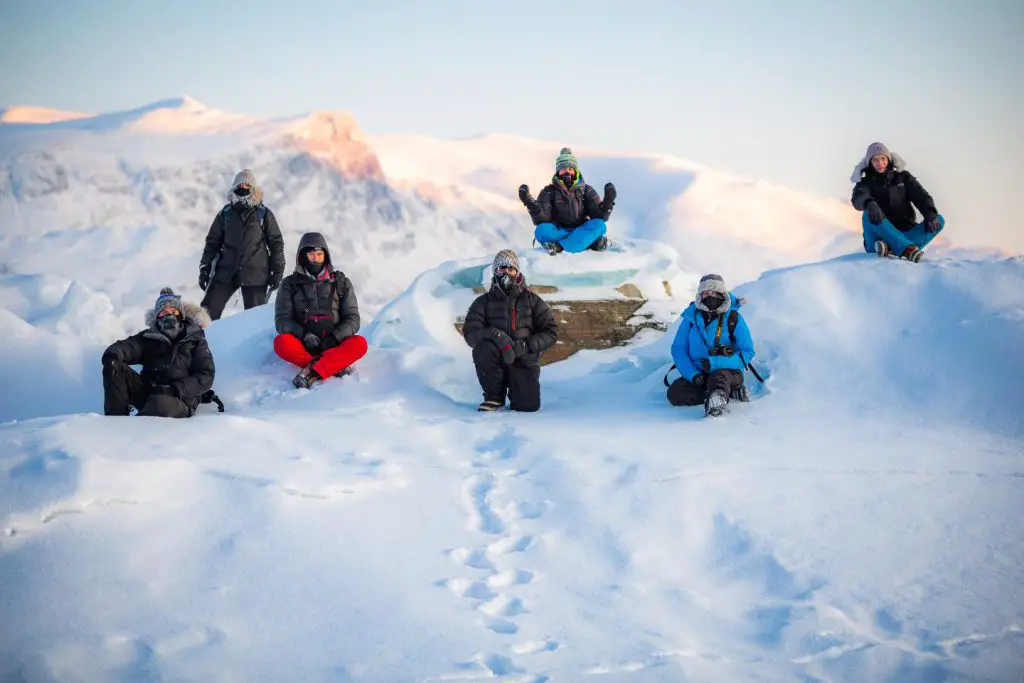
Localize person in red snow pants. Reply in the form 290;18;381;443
273;231;368;389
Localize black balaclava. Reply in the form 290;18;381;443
234;186;252;197
701;292;725;315
156;311;183;339
304;249;325;275
495;270;518;294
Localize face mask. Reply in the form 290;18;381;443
702;294;725;312
495;272;517;293
156;313;183;338
234;186;252;197
559;172;575;187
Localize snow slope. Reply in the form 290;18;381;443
2;246;1023;682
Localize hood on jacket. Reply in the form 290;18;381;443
145;300;211;331
227;168;265;208
294;231;335;275
850;149;907;183
682;292;744;324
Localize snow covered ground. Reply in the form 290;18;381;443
2;242;1023;682
1;97;1022;682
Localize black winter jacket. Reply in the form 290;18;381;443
463;278;558;367
852;167;937;232
200;203;286;286
274;232;360;347
526;177;613;229
102;303;216;412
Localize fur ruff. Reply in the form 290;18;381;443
145;300;211;330
850;150;907;183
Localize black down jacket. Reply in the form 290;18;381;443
101;302;216;412
526;176;613;229
852;166;938;232
463;276;558;367
200;202;286;286
274;232;360;348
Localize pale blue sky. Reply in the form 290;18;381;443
2;0;1022;251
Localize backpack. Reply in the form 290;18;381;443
221;203;267;232
662;307;764;386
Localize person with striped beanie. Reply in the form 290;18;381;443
517;147;617;255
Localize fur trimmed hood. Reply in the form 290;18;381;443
145;300;211;330
850;150;907;183
227;168;264;208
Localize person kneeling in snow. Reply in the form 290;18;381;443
667;274;755;418
101;288;215;418
462;249;558;412
273;232;368;389
518;147;616;255
851;142;945;263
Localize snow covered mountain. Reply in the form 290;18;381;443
0;95;971;326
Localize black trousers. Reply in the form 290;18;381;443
667;369;743;407
201;275;269;321
472;341;541;412
103;363;192;418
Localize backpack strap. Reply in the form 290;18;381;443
726;309;766;384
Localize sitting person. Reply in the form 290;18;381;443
667;274;755;418
850;142;945;263
462;249;558;412
102;288;215;418
518;147;616;255
273;232;368;389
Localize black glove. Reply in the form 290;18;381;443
603;182;617;204
865;200;884;226
691;372;706;387
151;383;178;397
198;266;211;291
924;214;941;234
302;333;322;353
512;339;529;357
268;271;283;292
699;358;711;373
518;184;532;204
488;328;516;364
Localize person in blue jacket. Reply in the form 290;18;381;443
667;273;755;417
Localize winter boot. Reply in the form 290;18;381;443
730;385;751;403
588;235;609;252
335;365;356;379
704;388;728;418
901;245;923;263
477;399;505;412
544;242;564;256
292;363;322;389
874;240;891;257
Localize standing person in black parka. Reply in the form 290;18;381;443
198;169;286;320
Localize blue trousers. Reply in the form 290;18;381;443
534;218;607;253
862;213;944;254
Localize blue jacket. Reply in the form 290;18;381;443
670;294;756;382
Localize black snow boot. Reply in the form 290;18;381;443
705;388;728;417
730;385;751;402
544;242;564;256
292;363;322;389
478;399;505;412
588;235;609;251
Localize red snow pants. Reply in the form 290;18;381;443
273;333;368;377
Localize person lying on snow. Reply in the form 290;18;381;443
462;249;558;412
518;147;616;255
667;274;755;418
101;288;215;418
850;142;945;263
273;232;368;389
198;168;286;320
